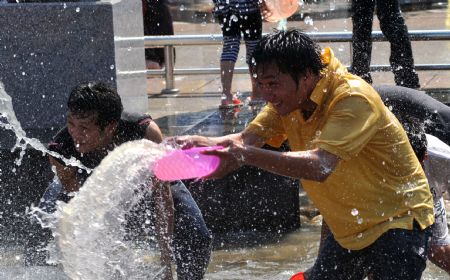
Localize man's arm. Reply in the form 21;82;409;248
153;180;174;280
173;128;267;149
205;143;340;182
49;156;81;192
145;120;164;144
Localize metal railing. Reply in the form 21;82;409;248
115;30;450;94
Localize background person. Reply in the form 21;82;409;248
142;0;175;69
173;29;434;279
213;0;263;108
351;0;420;89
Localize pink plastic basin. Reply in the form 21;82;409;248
153;146;222;181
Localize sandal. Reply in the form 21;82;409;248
219;96;242;109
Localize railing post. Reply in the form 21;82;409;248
349;41;353;71
161;45;179;94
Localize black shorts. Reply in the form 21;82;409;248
218;11;262;41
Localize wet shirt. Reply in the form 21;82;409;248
246;48;434;250
48;114;152;186
213;0;261;16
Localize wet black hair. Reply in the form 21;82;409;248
67;81;123;130
403;117;428;162
249;29;325;87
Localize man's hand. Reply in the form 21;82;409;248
259;0;273;21
166;135;213;149
200;140;246;179
49;156;81;193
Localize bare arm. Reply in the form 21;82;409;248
153;180;174;280
173;128;266;149
205;142;340;182
145;120;164;144
49;156;81;192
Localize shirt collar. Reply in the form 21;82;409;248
309;47;333;107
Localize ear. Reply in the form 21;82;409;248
105;121;118;135
303;69;315;80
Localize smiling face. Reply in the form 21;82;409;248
253;62;310;116
67;112;116;154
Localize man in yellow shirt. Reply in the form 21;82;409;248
174;29;434;279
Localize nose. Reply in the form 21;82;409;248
254;84;273;102
260;88;274;103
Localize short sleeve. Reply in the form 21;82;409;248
314;95;380;160
246;104;287;148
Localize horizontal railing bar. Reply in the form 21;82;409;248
134;64;450;78
116;30;450;47
115;30;450;47
114;30;450;93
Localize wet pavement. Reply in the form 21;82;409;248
147;5;450;136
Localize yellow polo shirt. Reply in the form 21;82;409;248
246;48;434;250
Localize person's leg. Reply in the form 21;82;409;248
219;13;241;107
220;59;237;105
428;197;450;275
171;181;212;280
376;0;420;89
368;222;430;280
242;11;263;103
308;233;366;280
350;0;375;84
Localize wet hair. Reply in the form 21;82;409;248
67;81;123;130
249;29;325;87
403;117;428;162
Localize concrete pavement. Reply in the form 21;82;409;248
147;6;450;135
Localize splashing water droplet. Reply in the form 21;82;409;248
329;1;336;10
304;16;313;26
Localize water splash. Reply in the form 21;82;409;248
0;82;90;172
277;19;288;31
49;140;168;279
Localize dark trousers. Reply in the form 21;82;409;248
351;0;420;88
309;222;431;280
